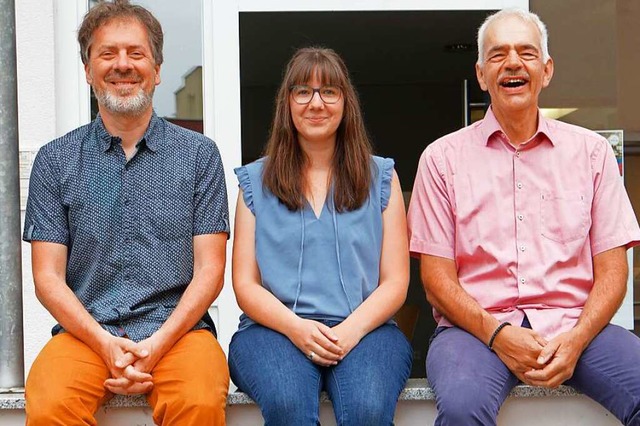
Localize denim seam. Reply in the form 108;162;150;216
329;367;347;425
313;365;322;426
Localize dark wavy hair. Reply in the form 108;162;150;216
78;0;163;65
262;47;372;212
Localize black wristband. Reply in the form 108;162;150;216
488;322;511;351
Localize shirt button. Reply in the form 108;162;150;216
520;245;526;252
516;151;521;157
520;277;526;284
517;214;524;221
517;182;523;189
124;198;130;205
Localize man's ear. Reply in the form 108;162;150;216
85;63;93;85
541;57;554;89
154;64;161;86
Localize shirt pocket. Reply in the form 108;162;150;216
540;190;589;244
146;194;192;241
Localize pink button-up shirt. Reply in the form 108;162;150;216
407;107;640;339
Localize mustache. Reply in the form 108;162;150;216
498;71;530;80
105;71;142;82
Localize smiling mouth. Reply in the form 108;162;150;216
106;71;142;85
500;78;528;88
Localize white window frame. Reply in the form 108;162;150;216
53;0;92;137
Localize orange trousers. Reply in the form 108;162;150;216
25;329;229;426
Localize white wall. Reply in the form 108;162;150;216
15;0;58;376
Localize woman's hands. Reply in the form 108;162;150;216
330;321;365;358
287;318;368;366
287;318;344;366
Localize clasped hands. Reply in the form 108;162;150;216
492;325;587;388
100;335;163;395
288;318;363;367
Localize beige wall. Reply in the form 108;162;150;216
533;0;640;134
175;66;203;120
616;1;640;132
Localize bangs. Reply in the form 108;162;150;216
287;53;345;87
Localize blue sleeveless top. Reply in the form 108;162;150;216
234;155;395;332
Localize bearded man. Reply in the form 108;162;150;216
23;1;230;424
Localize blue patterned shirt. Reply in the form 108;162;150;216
23;112;229;341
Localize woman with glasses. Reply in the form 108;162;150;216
228;47;412;425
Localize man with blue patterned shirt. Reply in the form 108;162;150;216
23;1;230;424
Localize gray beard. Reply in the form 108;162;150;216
94;86;154;116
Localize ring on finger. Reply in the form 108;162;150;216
307;351;316;360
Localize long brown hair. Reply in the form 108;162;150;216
262;47;373;212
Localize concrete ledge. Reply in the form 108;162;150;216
0;378;581;410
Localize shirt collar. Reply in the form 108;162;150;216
95;110;163;153
479;105;556;147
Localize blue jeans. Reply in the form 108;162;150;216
229;321;413;426
427;321;640;425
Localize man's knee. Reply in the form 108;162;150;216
434;383;501;426
26;371;103;426
616;391;640;426
26;393;97;426
151;351;229;425
25;336;107;426
173;394;225;416
26;402;68;426
153;390;226;426
625;404;640;426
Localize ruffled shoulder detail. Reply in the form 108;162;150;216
375;156;395;211
234;164;255;214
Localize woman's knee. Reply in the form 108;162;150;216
335;395;397;426
260;392;319;426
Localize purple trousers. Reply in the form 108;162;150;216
427;321;640;425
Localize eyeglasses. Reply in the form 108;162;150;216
290;85;342;105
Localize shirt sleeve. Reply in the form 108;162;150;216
379;157;395;211
234;165;255;215
23;146;69;245
589;138;640;255
192;140;230;237
407;143;456;259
